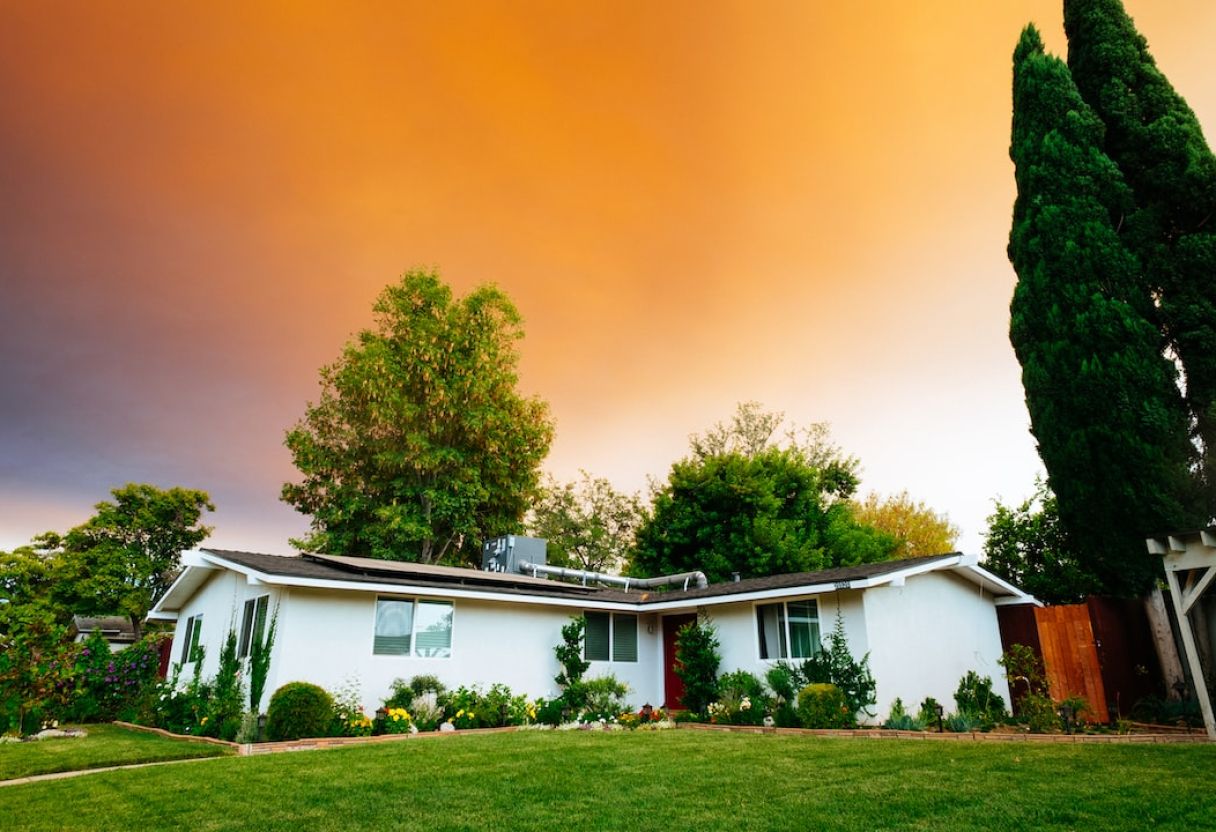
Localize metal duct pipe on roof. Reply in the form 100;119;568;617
516;561;708;591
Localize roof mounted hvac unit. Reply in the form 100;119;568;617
482;535;548;576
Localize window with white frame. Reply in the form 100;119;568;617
238;595;270;659
756;599;820;660
584;612;638;662
373;597;453;658
179;613;204;664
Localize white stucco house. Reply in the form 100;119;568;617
148;545;1037;720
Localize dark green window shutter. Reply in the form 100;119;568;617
612;614;638;662
584;612;610;661
252;596;269;649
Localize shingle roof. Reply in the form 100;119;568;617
200;548;962;607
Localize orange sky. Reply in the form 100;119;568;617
2;1;1215;555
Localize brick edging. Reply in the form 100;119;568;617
113;722;243;752
676;721;1212;744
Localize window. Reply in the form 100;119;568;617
238;595;270;659
584;612;638;662
179;614;203;664
756;600;820;660
373;598;453;658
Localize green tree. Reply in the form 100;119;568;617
1007;26;1200;597
282;269;554;564
982;479;1098;605
630;405;896;584
849;491;960;558
51;484;214;639
1065;0;1216;505
528;472;642;573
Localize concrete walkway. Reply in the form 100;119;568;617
0;754;228;788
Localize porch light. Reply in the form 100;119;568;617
375;707;388;734
934;703;944;733
1058;703;1074;735
257;713;267;742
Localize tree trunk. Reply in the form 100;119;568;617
130;613;143;643
1145;586;1185;698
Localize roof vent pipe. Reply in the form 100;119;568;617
516;561;708;591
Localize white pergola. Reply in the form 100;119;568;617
1146;529;1216;739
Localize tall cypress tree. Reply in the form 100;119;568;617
1065;0;1216;508
1008;26;1198;597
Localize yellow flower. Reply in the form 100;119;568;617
456;709;465;718
200;717;208;725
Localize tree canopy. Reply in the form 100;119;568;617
1065;0;1216;505
982;479;1099;605
42;484;214;639
282;269;554;564
629;404;896;583
1007;25;1201;597
527;472;642;574
849;491;959;559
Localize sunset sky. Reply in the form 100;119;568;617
3;1;1215;557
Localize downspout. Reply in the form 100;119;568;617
516;561;708;591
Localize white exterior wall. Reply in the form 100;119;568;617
861;571;1011;721
706;591;868;679
267;588;665;713
166;569;288;712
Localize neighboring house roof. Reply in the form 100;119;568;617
70;615;136;643
150;547;1038;620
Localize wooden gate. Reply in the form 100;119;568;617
1035;604;1109;723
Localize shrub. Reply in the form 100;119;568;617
674;617;720;715
765;664;800;727
266;682;334;741
796;683;852;729
204;630;245;741
713;670;767;726
67;632;163;723
247;605;278;714
534;696;567;726
1020;693;1060;734
583;675;629;718
409;691;444;731
917;696;943;728
946;712;981;732
882;698;925;731
554;617;591;710
953;670;1007;726
444;685;487;729
798;611;876;721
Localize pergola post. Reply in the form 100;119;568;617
1151;532;1216;740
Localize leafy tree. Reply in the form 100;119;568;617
51;484;214;639
528;472;642;574
849;491;960;558
553;616;591;711
0;545;69;636
1007;26;1201;597
982;478;1099;604
282;269;554;564
1065;0;1216;505
631;404;896;583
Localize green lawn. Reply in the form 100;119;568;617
0;730;1213;830
0;724;231;781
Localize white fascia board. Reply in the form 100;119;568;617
148;551;219;615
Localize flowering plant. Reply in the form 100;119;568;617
383;707;414;734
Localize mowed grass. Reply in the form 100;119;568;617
1;730;1214;831
0;724;231;781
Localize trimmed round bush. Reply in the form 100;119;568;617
266;682;335;741
796;683;852;729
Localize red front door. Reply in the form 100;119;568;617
662;614;697;710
